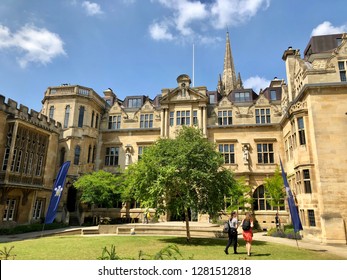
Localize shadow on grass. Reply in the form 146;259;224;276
308;249;327;253
157;236;269;247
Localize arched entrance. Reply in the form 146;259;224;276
66;186;77;212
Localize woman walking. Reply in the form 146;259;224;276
241;212;254;256
224;211;239;254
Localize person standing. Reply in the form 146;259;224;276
275;213;281;231
143;208;149;224
224;211;239;255
241;212;254;256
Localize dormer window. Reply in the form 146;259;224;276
235;92;250;102
128;98;142;108
209;94;216;104
270;90;277;101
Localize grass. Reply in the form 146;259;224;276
1;235;344;260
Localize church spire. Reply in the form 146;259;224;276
222;31;238;95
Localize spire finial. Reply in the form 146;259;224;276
222;30;237;95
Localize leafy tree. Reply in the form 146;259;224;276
225;176;253;213
74;170;124;208
124;126;236;241
264;167;285;213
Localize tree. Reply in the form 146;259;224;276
264;167;285;213
124;126;236;241
74;170;124;208
225;176;253;213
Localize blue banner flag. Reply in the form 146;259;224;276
279;158;303;232
44;161;71;224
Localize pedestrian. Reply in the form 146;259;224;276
275;213;280;231
224;211;239;255
144;208;150;224
241;212;254;256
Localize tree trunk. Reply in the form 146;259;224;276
184;208;191;242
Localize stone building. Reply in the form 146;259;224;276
0;96;61;226
1;32;346;244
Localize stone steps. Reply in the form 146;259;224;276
81;223;226;238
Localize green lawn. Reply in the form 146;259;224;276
1;235;344;260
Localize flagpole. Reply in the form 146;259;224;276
279;156;303;249
192;43;195;87
41;223;46;238
294;232;300;249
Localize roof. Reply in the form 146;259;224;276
304;33;343;59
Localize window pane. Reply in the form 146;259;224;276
338;61;345;70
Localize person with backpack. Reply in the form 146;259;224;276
224;211;239;255
275;213;281;231
241;212;254;256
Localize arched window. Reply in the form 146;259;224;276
253;185;285;211
74;145;81;165
92;145;96;163
91;111;95;127
78;106;85;128
49;106;55;119
95;114;99;129
64;105;70;128
87;145;91;163
60;147;66;166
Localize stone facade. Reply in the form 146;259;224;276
0;96;61;226
1;32;346;244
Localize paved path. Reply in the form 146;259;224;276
1;223;346;259
253;231;347;259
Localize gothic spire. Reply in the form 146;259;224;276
222;31;237;95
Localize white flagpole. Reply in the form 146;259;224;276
192;43;195;87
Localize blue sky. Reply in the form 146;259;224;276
1;0;346;112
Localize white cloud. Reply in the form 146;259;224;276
149;22;174;41
211;0;270;29
0;24;66;68
311;21;347;36
0;25;12;48
243;76;270;93
82;1;103;16
152;0;208;37
150;0;270;42
175;1;209;36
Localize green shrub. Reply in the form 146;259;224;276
0;223;68;235
267;224;301;240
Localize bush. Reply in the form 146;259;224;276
0;223;68;235
267;225;301;240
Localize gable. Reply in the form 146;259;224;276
217;96;233;108
255;93;270;106
109;101;123;114
160;87;208;104
335;35;347;58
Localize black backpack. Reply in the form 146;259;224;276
242;219;251;231
223;221;230;233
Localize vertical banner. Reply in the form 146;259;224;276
44;161;71;224
279;157;303;232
